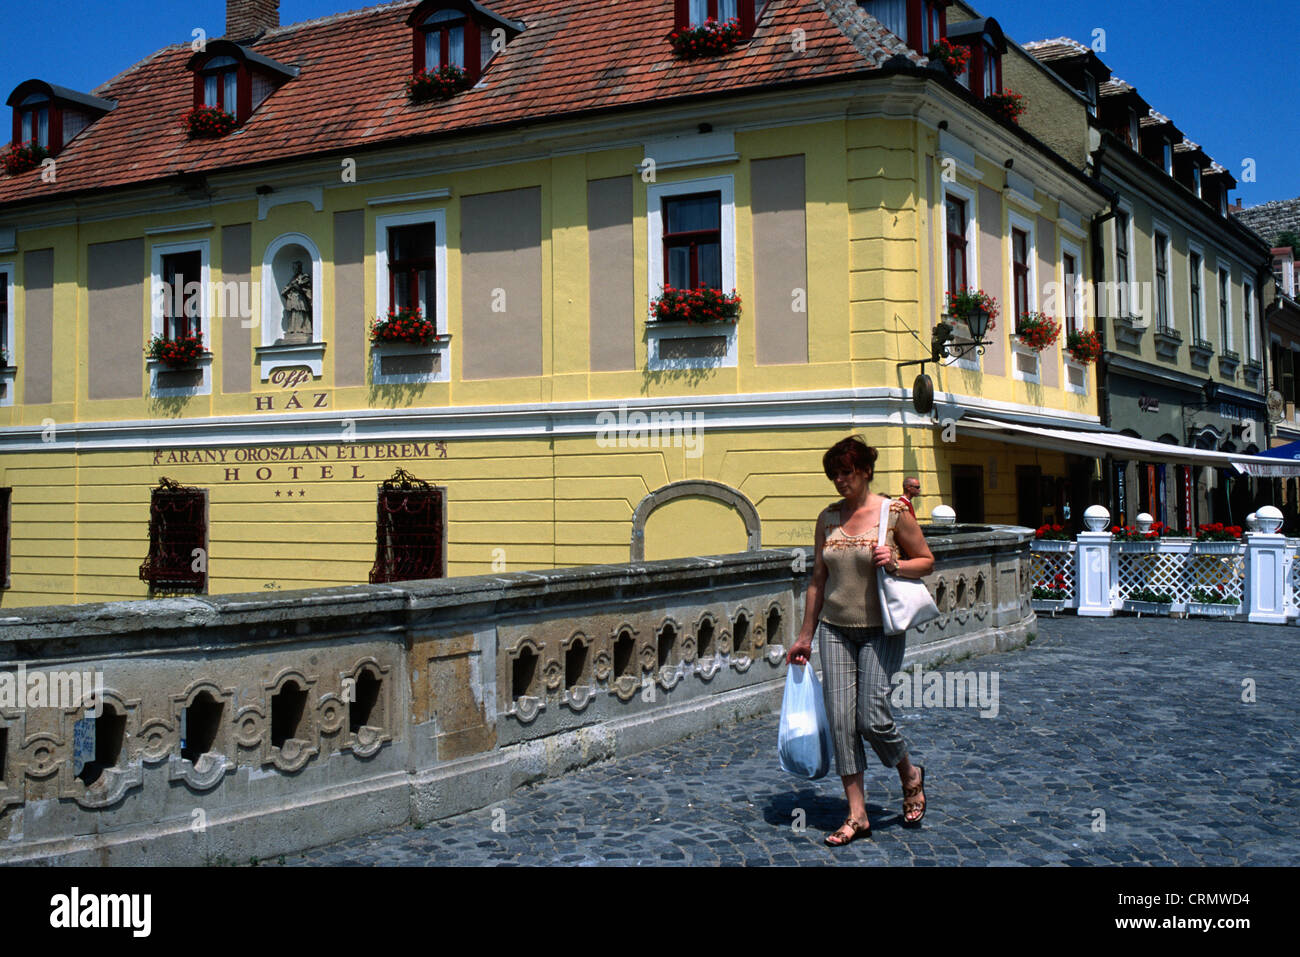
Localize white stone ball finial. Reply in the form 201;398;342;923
1083;505;1110;532
930;504;956;526
1256;505;1283;534
1135;513;1153;533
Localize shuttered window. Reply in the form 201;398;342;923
138;479;207;592
370;469;445;584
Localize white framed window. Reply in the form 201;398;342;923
1060;238;1083;337
1187;244;1204;342
1243;281;1256;362
148;238;212;398
940;179;979;371
374;207;450;384
1007;210;1039;383
1163;140;1173;175
1218;264;1232;354
646;174;737;371
1152;225;1172;332
1111;204;1136;321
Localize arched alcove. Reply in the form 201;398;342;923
631;480;761;562
256;233;325;380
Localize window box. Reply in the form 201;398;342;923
1031;538;1072;553
406;65;472;102
982;90;1026;125
1;140;48;175
180;106;235;140
1153;327;1182;361
1030;598;1067;615
0;363;13;407
372;335;451;386
147;333;205;368
1189;337;1214;370
147;354;212;396
1218;350;1241;380
649;286;741;325
1122;599;1171;616
669;18;743;58
1186;601;1239;618
1190;540;1239;555
1014;312;1060;351
1065;329;1102;364
645;320;736;370
1110;314;1144;349
927;39;969;77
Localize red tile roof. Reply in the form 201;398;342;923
0;0;887;208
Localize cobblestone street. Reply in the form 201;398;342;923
281;617;1298;866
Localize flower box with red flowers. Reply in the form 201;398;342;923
983;90;1027;125
1113;522;1164;551
2;140;49;175
406;65;472;103
927;39;970;77
1032;524;1071;550
370;306;440;345
147;333;206;368
181;106;236;140
1066;329;1103;364
1193;523;1242;552
1016;312;1062;351
650;286;741;325
669;18;743;59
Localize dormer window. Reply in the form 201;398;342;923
1084;72;1098;117
946;18;1005;99
18;94;49;148
185;41;297;127
7;80;115;158
688;0;739;27
860;0;948;52
202;57;239;112
409;2;525;83
423;10;467;70
1192;166;1202;198
1127;109;1139;148
1163;140;1173;175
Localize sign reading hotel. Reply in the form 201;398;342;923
151;442;448;482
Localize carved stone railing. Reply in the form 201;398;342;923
0;526;1034;865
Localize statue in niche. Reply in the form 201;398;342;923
280;260;313;344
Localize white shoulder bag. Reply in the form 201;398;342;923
875;497;940;636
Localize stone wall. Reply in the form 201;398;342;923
0;526;1034;865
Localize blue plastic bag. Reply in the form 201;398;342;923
778;662;834;780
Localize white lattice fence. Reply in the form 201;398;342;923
1113;543;1244;606
1029;543;1076;600
1288;541;1300;615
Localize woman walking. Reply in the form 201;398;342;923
787;436;935;846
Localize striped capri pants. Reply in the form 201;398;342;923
816;619;909;777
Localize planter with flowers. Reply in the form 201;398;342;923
2;140;49;175
1033;524;1071;552
407;65;473;103
1016;312;1062;351
927;39;970;77
1123;587;1174;616
1192;523;1242;554
147;332;206;368
181;106;236;140
1186;586;1240;617
1113;521;1165;552
942;289;998;353
669;18;743;59
1031;572;1070;613
984;89;1027;125
1066;328;1103;364
370;306;450;385
650;285;742;325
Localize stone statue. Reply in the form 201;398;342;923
280;261;312;344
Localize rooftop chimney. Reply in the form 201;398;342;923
226;0;280;42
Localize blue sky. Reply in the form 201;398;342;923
0;0;1293;209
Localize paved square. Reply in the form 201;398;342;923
281;617;1298;866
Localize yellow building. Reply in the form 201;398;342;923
0;0;1108;607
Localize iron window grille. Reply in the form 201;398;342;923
370;469;445;584
138;477;207;592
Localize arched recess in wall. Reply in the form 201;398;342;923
631;480;761;562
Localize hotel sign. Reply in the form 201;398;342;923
150;441;448;483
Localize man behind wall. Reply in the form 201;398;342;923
900;477;920;518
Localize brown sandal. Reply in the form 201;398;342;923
902;766;926;827
824;816;872;846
